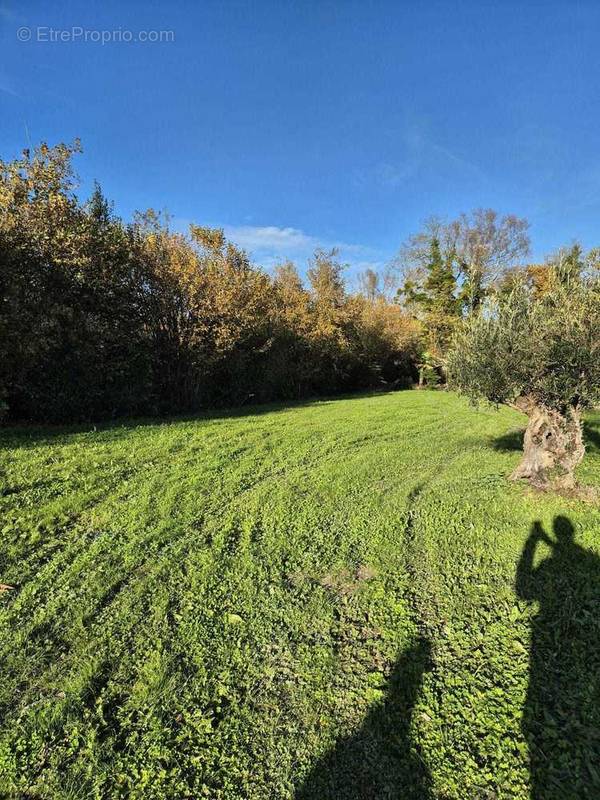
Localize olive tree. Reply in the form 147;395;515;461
447;264;600;490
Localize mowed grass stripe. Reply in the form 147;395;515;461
1;391;599;798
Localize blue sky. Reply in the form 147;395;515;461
1;1;599;278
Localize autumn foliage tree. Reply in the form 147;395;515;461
0;141;420;422
0;142;152;420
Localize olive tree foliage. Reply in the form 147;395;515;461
447;260;600;490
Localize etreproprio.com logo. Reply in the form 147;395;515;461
17;26;175;44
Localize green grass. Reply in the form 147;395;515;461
1;391;600;799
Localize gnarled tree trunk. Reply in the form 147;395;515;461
510;396;585;490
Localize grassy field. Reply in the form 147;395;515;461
1;390;600;799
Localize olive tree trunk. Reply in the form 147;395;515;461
510;396;585;490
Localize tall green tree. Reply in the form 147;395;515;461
422;238;458;313
398;209;530;314
399;237;458;371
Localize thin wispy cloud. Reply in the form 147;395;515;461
223;223;386;277
0;79;19;98
374;162;415;188
0;4;18;21
355;118;486;191
223;225;316;254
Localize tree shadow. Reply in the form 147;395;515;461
491;428;525;452
583;420;600;454
295;637;433;800
0;389;403;450
516;517;600;798
492;419;600;455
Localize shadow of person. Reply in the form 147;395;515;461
516;517;600;798
295;637;433;800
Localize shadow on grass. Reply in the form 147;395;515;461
295;637;432;800
0;389;406;450
491;417;600;456
491;428;525;452
583;420;600;454
517;517;600;798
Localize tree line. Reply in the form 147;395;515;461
4;139;597;491
0;141;421;423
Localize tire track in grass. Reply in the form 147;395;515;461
401;449;473;645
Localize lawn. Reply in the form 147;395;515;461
1;390;600;799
